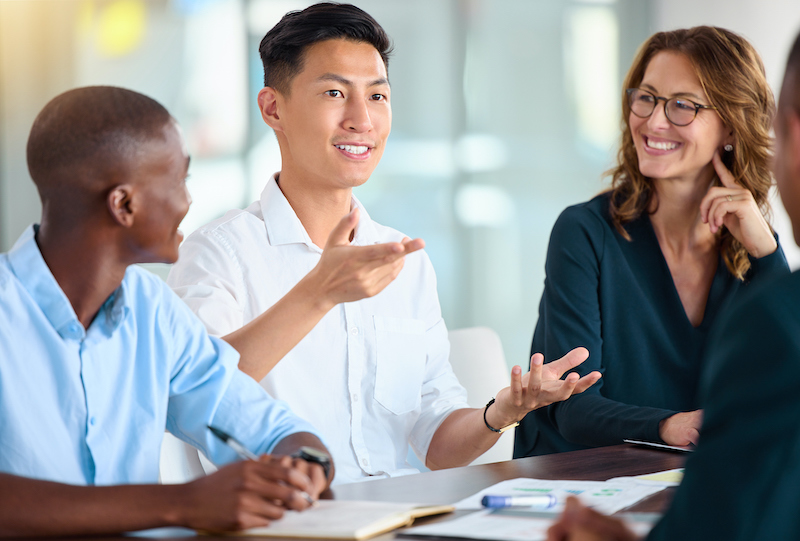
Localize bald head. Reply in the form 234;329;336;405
27;86;173;206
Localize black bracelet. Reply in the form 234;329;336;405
483;397;520;434
484;398;502;432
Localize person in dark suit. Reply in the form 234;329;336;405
546;28;800;541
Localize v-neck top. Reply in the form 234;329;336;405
513;192;789;457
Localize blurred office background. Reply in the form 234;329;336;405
2;0;799;369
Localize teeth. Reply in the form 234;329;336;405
335;144;369;155
646;138;678;151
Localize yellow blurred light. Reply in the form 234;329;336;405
77;0;94;39
96;0;146;57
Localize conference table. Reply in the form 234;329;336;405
34;444;685;540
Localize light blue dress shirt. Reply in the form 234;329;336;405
0;226;320;486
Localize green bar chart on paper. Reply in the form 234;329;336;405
453;478;668;515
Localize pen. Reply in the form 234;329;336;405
481;494;558;509
207;425;315;505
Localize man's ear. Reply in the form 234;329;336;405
257;86;284;132
107;184;135;228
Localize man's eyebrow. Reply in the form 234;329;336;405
315;73;390;87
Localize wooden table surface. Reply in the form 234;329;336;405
332;443;685;511
28;444;686;540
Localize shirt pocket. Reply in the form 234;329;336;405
373;316;426;415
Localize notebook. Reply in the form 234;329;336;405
221;500;454;540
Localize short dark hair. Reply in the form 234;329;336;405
784;31;800;112
258;2;392;94
27;86;172;195
788;31;800;79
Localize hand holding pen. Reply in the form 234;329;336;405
208;426;317;506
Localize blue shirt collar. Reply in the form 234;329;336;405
6;225;130;340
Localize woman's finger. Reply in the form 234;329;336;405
712;150;738;188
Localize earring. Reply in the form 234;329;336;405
724;144;733;152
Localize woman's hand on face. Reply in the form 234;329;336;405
699;151;777;258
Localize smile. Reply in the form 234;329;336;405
334;144;370;155
644;136;681;152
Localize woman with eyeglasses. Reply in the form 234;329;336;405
513;26;789;458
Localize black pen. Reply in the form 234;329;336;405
208;425;260;460
207;425;315;505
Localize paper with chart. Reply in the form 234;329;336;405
402;508;659;541
453;477;666;515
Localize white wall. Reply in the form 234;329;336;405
652;0;800;267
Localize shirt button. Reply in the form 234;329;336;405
362;458;369;467
350;327;359;336
353;393;359;402
89;417;96;426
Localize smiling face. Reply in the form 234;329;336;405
262;38;391;191
630;51;731;185
127;120;192;264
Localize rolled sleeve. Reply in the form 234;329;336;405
409;257;469;459
163;294;321;465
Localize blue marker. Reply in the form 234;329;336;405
481;494;558;509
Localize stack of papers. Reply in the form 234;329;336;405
452;477;667;515
402;476;670;541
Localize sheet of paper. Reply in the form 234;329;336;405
402;509;658;541
609;468;685;487
452;478;665;515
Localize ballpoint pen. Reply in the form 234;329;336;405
481;494;558;509
207;425;315;505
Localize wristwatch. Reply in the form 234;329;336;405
484;398;520;433
292;446;332;480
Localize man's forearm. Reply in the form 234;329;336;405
223;272;334;382
425;408;504;470
0;473;190;537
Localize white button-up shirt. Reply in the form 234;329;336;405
167;175;468;484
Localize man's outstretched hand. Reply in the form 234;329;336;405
486;348;601;430
309;207;425;308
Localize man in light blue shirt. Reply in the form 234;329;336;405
0;86;332;536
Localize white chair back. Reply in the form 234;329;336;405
448;326;514;465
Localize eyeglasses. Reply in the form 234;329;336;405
626;88;717;126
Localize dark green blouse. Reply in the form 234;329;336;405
649;270;800;540
513;193;789;457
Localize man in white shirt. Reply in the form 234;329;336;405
168;2;600;484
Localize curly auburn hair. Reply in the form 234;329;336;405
608;26;775;280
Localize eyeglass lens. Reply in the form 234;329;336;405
627;89;699;126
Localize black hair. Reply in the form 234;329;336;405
258;2;392;94
27;86;172;194
785;31;800;112
788;31;800;78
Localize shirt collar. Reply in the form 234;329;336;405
7;225;130;340
260;173;381;250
